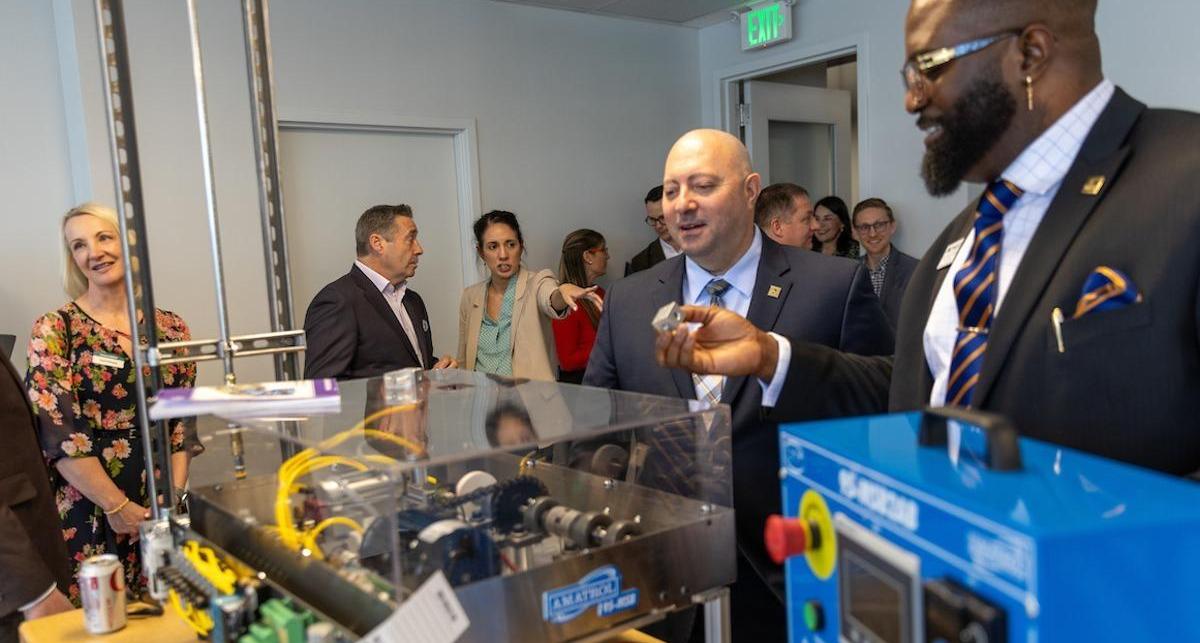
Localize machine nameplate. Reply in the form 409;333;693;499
541;566;639;624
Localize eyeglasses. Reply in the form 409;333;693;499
901;30;1021;94
854;221;893;235
645;215;666;227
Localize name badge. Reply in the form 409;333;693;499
937;238;966;271
92;351;126;369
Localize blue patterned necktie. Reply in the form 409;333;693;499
693;278;731;405
945;180;1023;407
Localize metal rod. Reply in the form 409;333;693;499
241;0;298;382
93;0;168;518
152;345;304;367
183;0;236;384
702;587;731;643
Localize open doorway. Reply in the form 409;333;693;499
726;54;860;207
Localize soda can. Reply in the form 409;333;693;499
140;518;173;601
79;553;127;634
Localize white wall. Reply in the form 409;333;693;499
1096;0;1200;112
698;1;1200;260
16;0;698;381
267;0;700;278
0;1;79;363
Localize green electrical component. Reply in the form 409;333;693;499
260;599;314;643
238;622;278;643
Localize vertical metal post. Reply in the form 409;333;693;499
93;0;167;518
241;0;298;382
703;587;731;643
241;0;301;461
183;0;237;385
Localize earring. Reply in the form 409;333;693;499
1025;76;1034;111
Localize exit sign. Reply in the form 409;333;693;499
741;1;792;51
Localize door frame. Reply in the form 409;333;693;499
710;33;871;197
277;109;485;284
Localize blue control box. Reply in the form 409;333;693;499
774;411;1200;642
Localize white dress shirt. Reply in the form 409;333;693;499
660;238;683;260
682;228;790;406
923;79;1115;405
355;260;424;368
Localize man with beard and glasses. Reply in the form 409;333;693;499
653;0;1200;481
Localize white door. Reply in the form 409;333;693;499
279;127;466;360
742;81;853;202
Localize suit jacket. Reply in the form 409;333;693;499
584;235;893;639
623;238;666;276
302;265;434;380
877;247;919;329
458;268;567;382
0;352;71;616
780;88;1200;476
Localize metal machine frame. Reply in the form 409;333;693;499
88;3;735;641
93;0;303;518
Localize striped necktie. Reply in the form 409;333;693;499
945;180;1023;407
693;278;731;406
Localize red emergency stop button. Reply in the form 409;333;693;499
764;514;819;564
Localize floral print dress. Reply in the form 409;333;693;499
25;303;199;603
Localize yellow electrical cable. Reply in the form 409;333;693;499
300;516;365;559
273;422;426;558
360;428;427;458
350;403;420;435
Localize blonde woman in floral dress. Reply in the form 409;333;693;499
24;203;200;603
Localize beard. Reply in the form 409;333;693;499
920;69;1017;196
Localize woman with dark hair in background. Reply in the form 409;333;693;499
25;202;201;603
457;211;603;381
812;195;860;258
552;229;608;384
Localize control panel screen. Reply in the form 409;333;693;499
838;526;916;643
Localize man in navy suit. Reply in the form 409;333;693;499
303;204;456;380
585;129;894;640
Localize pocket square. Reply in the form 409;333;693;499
1073;266;1141;319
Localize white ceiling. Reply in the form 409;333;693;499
489;0;750;27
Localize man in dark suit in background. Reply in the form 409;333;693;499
303;204;456;380
755;182;817;250
624;185;681;276
851;198;918;329
654;0;1200;477
586;129;894;640
0;351;73;642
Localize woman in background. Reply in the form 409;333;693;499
25;202;200;602
457;211;602;382
812;195;860;258
552;229;608;384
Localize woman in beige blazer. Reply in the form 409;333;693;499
458;211;602;381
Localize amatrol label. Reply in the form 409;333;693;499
542;566;639;624
838;468;920;531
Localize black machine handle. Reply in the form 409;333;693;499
918;406;1022;471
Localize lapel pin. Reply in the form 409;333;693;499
1081;175;1106;195
767;285;782;298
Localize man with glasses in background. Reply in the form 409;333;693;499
624;185;681;276
851;198;917;328
655;0;1200;479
